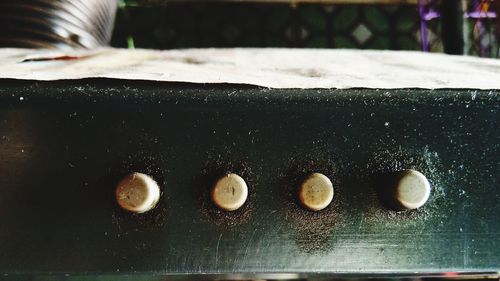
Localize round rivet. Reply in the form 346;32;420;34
393;169;431;210
115;172;160;213
299;172;334;211
211;173;248;211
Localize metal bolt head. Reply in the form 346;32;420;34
115;172;160;213
393;169;431;210
211;173;248;211
299;172;334;211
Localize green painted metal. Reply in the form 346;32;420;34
0;80;498;279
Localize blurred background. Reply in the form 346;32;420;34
0;0;498;57
113;0;500;58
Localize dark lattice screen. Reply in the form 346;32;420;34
111;3;443;52
111;1;498;58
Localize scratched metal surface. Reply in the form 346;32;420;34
0;79;498;278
